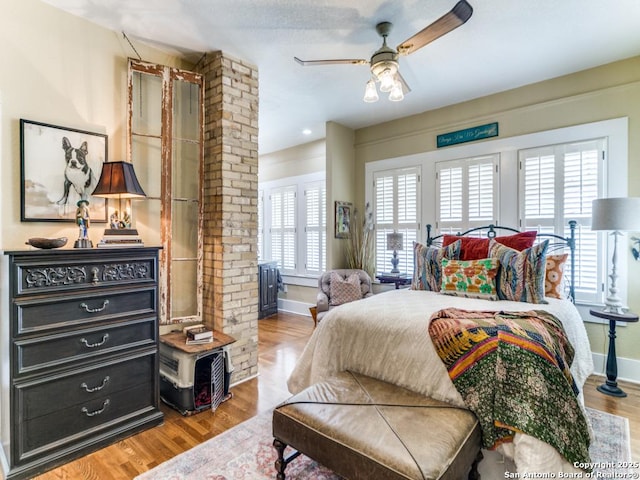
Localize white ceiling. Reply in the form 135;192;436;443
42;0;640;155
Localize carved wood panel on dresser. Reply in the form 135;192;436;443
1;247;164;480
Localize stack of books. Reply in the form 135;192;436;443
183;324;214;345
97;229;144;248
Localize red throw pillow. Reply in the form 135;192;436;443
443;231;537;261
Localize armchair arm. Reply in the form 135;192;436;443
317;291;329;313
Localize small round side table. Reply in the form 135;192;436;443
590;308;639;397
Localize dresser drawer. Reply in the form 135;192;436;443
15;318;156;376
17;352;155;420
13;254;158;297
15;287;157;335
15;382;155;464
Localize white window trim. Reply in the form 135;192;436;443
365;117;628;320
260;171;326;280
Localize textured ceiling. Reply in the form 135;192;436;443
42;0;640;154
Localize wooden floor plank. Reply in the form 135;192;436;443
35;311;639;479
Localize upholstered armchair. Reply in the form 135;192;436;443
316;269;373;324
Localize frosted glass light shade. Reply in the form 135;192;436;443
363;79;379;103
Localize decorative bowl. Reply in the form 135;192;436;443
26;237;68;249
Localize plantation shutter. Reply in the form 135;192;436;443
436;155;498;234
304;181;326;275
519;139;604;303
257;189;264;261
373;167;420;276
270;185;297;272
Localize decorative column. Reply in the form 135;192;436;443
199;51;259;383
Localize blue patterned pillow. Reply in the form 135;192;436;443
489;239;549;304
411;240;461;291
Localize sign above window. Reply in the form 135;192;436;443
437;122;499;148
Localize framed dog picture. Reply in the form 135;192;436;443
20;119;108;222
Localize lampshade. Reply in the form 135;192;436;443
363;79;379;103
591;197;640;232
92;161;146;199
386;232;403;251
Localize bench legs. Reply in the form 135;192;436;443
273;438;301;480
274;438;484;480
469;450;484;480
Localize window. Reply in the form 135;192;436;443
373;167;420;275
270;185;297;272
436;155;499;234
128;59;204;325
260;173;326;277
519;139;605;303
304;181;326;275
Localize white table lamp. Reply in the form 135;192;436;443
591;197;640;313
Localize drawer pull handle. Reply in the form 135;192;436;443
81;399;110;417
80;299;109;313
80;333;110;348
80;376;110;393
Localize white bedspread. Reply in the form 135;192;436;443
288;289;594;475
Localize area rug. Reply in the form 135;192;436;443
135;407;631;480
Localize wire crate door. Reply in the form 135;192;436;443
210;352;225;412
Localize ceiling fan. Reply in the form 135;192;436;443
294;0;473;102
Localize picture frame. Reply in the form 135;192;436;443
335;201;352;239
20;119;108;223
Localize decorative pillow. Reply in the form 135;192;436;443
329;272;363;306
545;253;569;299
411;240;461;292
440;258;500;300
489;239;549;304
443;231;537;261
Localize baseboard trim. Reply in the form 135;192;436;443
591;352;640;384
277;298;313;317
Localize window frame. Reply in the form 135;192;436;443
365;117;628;317
259;171;326;280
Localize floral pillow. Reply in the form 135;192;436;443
440;258;500;300
489;239;549;304
545;253;569;299
411;240;461;292
329;272;363;306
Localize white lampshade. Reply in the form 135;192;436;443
363;79;379;103
591;197;640;232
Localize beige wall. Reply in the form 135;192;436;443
1;0;189;250
353;55;640;360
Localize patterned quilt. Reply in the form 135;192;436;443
428;308;591;467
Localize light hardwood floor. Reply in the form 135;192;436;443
37;312;638;479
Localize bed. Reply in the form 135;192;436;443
287;223;594;476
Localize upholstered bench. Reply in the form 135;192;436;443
272;371;482;480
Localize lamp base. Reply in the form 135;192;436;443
74;239;93;249
390;250;400;274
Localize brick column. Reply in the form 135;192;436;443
199;52;259;383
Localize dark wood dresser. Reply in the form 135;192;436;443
1;247;164;479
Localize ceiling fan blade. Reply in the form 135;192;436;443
396;72;411;94
294;57;369;66
396;0;473;56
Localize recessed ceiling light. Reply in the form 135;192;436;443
302;129;312;135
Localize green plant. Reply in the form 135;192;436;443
345;202;376;278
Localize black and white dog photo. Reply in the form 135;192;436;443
56;136;96;206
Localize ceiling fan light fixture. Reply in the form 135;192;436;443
389;81;404;102
378;68;396;93
363;79;379;103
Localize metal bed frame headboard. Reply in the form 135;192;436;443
426;221;577;302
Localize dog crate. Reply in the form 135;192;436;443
159;341;234;415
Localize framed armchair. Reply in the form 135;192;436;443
315;269;373;325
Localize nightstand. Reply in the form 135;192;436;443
590;308;639;397
376;274;411;289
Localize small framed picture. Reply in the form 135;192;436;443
20;119;108;222
335;201;352;239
